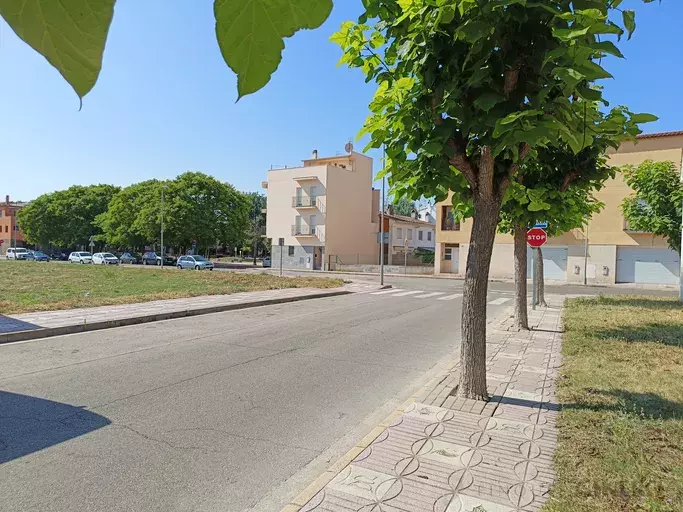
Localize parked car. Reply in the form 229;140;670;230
177;255;214;271
27;251;50;262
141;252;176;266
49;250;68;261
262;256;271;268
6;247;30;260
69;251;93;264
119;252;141;264
92;252;120;265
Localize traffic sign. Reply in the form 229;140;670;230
526;227;547;248
534;221;548;229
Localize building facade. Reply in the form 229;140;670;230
263;151;379;270
0;195;27;255
435;132;683;285
383;211;436;265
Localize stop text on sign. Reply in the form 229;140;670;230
526;227;547;248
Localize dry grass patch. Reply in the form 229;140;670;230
547;295;683;512
0;261;343;314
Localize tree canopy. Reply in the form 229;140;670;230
18;184;119;248
622;160;683;254
391;196;415;216
0;0;333;101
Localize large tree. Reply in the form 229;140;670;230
391;196;416;216
95;179;166;249
500;143;621;326
163;172;249;253
244;192;268;264
622;160;683;255
334;1;650;399
18;184;119;248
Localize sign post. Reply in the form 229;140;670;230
278;237;284;277
88;235;95;254
526;227;548;310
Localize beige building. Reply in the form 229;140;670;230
383;211;436;265
435;131;683;285
263;151;379;270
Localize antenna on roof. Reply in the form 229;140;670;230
345;140;354;154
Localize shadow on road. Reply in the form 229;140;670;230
0;315;42;334
0;391;110;464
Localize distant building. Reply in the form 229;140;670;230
0;195;28;255
435;131;683;285
381;209;436;265
262;150;379;270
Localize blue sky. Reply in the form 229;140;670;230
1;0;680;202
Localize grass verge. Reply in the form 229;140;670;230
0;261;343;314
548;295;683;511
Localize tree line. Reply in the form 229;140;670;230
17;172;268;256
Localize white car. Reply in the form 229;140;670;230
69;251;93;264
92;252;120;265
6;247;30;260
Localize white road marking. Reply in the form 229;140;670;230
489;297;511;305
414;292;445;299
437;293;463;301
391;290;425;297
370;288;404;295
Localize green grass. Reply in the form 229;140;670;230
0;261;343;314
547;295;683;512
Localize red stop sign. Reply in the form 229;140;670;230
526;227;547;248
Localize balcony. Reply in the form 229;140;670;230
293;175;319;182
291;225;319;237
292;196;320;208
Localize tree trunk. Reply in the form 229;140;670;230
513;224;529;329
253;240;257;266
535;247;547;307
459;194;502;401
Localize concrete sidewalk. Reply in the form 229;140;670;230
0;282;380;343
287;303;563;512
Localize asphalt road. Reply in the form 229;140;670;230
1;284;516;512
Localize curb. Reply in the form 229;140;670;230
0;290;351;345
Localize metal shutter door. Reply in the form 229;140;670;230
527;247;568;281
616;247;680;284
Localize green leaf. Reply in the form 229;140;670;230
474;91;504;112
630;113;658;124
214;0;333;99
0;0;115;100
622;9;636;39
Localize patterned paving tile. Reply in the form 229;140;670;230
298;306;564;512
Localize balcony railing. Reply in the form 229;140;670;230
292;196;319;208
291;225;318;236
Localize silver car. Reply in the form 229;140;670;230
69;251;93;264
92;252;120;265
177;255;214;271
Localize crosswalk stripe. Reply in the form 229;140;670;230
370;288;404;295
489;297;511;305
392;290;424;297
437;293;463;301
414;292;445;299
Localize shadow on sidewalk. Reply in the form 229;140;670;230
0;391;111;464
0;316;41;334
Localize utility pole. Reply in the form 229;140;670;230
160;185;166;268
583;225;589;286
380;145;385;286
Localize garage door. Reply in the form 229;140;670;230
527;247;568;281
616;247;680;285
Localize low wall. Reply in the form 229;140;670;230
336;264;435;275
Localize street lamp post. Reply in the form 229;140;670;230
160;185;167;269
380;145;386;286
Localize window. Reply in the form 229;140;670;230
4;226;7;233
310;215;317;235
288;246;295;256
444;247;453;261
427;231;432;242
407;229;413;240
396;227;403;239
441;206;460;231
418;230;423;241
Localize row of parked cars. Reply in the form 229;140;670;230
5;247;214;270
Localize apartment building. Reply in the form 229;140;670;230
435;131;683;285
263;151;379;270
382;210;436;265
0;195;27;255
